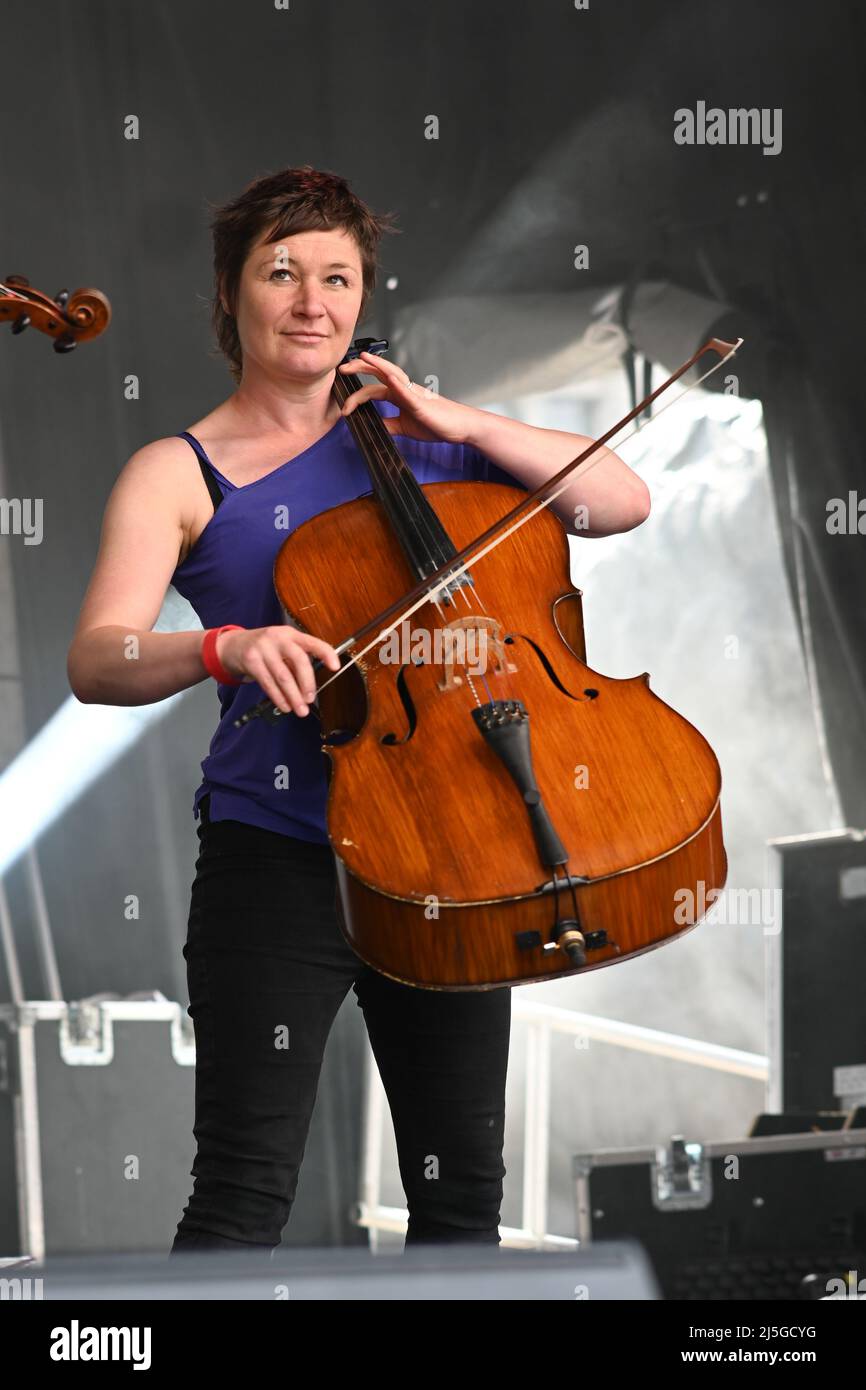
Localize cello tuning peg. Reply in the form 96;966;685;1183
53;332;77;353
11;315;31;334
348;336;390;359
54;289;70;307
5;273;30;287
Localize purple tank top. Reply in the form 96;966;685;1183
170;399;520;844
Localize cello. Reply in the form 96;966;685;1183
236;335;738;990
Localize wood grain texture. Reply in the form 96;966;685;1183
275;481;727;988
335;805;726;988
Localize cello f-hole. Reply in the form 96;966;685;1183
504;633;584;701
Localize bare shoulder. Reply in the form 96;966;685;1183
123;388;235;479
101;435;208;558
113;433;208;522
122;433;201;481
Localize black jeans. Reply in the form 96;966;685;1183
170;795;512;1255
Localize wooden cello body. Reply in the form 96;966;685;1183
274;464;726;990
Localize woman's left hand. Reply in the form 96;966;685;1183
337;351;478;444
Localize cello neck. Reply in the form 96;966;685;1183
332;344;461;587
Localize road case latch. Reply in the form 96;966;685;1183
651;1135;712;1211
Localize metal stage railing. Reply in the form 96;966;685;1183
355;995;769;1250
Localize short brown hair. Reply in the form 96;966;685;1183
209;165;399;382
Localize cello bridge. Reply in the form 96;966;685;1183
436;616;518;691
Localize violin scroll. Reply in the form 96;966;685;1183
0;274;111;352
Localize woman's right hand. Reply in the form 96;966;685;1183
216;626;342;717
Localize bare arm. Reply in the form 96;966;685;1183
67;438;340;713
66;439;214;705
464;410;651;538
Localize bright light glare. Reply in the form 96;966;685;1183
0;588;199;874
0;692;186;875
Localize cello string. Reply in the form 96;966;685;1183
313;339;741;699
332;373;489;689
334;371;463;581
333;386;493;674
346;387;502;676
305;340;740;721
307;348;734;916
329;378;535;766
335;388;497;700
334;367;494;618
342;402;479;619
334;369;508;628
339;372;462;572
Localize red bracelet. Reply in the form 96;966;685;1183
201;625;245;685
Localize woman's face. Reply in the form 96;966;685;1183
230;225;365;383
